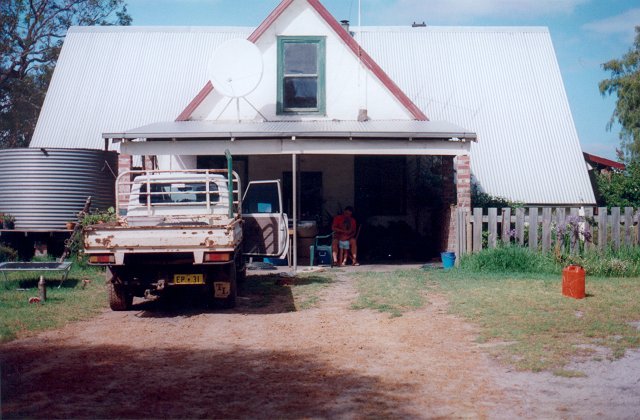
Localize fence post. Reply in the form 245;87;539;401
598;207;607;252
473;208;483;253
556;208;566;254
636;209;640;246
456;207;467;257
624;207;633;247
501;207;511;244
528;207;539;251
541;207;551;253
611;207;621;250
516;208;525;246
488;208;497;249
570;208;579;255
584;207;593;251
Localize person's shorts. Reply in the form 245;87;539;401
339;240;350;250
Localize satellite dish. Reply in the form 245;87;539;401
207;39;263;98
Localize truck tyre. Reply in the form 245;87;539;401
106;268;133;311
236;255;246;286
212;264;237;309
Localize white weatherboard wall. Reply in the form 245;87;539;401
192;0;411;122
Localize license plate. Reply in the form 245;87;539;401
214;282;231;298
173;274;204;285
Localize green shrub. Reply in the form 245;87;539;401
81;206;116;227
459;245;559;274
459;244;640;277
0;243;17;262
559;247;640;277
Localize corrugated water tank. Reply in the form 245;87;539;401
0;148;117;231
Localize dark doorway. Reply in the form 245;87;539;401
355;156;407;221
283;171;323;220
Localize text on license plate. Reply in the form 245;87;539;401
173;274;204;285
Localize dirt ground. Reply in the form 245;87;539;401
2;265;640;419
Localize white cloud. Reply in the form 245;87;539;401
368;0;589;24
583;8;640;41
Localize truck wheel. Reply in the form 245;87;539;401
212;264;237;309
106;268;133;311
236;258;246;286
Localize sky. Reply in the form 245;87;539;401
124;0;639;160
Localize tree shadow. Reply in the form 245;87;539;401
1;343;418;419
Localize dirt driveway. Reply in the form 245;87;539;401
2;265;640;419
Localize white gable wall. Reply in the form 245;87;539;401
192;0;411;122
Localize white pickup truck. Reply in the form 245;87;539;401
83;167;288;310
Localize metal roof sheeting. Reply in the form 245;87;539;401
357;26;594;205
104;120;477;140
30;26;252;151
30;25;595;204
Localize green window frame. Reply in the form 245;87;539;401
277;36;326;115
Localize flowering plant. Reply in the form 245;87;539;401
0;213;15;229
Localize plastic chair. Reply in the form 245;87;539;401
310;233;333;266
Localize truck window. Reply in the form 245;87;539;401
242;183;281;214
139;182;220;205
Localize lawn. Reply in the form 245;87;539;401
0;263;107;343
427;268;640;373
348;262;640;374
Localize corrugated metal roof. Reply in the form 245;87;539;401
30;25;595;204
30;26;252;150
105;120;476;140
357;26;594;205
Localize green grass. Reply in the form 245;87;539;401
429;268;640;372
0;263;107;343
458;244;640;277
351;270;427;317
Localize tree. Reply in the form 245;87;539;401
599;26;640;160
0;0;131;149
595;151;640;208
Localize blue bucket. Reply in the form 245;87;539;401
441;252;456;269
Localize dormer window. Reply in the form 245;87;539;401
277;36;326;115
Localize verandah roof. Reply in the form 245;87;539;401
105;120;476;156
105;120;477;141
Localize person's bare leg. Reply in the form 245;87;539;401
340;247;348;266
350;238;359;265
332;239;339;265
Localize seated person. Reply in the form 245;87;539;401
331;206;359;266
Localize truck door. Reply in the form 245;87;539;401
242;180;289;258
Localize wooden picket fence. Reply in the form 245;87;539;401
455;207;640;255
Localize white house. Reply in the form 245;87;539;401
29;0;595;261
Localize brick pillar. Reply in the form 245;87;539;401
440;156;455;252
456;155;471;209
442;155;472;253
117;154;132;212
